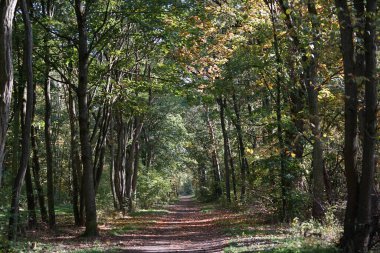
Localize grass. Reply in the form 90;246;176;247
109;224;144;236
224;244;339;253
72;247;120;253
224;236;340;253
55;204;73;216
129;209;170;217
200;203;216;213
224;226;280;237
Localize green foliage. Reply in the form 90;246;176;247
137;170;174;208
291;206;342;243
110;225;144;236
224;238;340;253
130;209;170;217
73;247;120;253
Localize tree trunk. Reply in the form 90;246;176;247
44;61;56;230
125;117;143;212
8;0;34;239
75;0;98;236
41;0;56;229
232;93;248;201
25;165;36;228
109;116;118;209
267;0;289;221
31;126;48;223
354;0;377;251
205;106;222;198
67;86;82;226
305;0;324;221
218;97;231;203
0;0;18;186
131;141;140;211
335;0;358;247
228;138;237;202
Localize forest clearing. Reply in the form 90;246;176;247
0;0;378;252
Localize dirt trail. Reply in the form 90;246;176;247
29;196;236;252
120;195;229;252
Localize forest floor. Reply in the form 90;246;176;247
17;196;339;253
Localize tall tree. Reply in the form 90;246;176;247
218;97;231;203
74;0;98;236
335;0;378;251
41;0;56;229
0;0;18;186
8;0;34;239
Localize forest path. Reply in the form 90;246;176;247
117;195;230;252
30;196;279;252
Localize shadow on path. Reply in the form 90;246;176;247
117;195;229;252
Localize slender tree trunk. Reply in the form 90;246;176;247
198;163;206;194
114;114;128;210
218;97;231;203
226;120;237;201
44;61;56;230
109;133;118;209
205;106;222;198
67;87;82;226
8;0;34;239
267;0;289;221
41;0;56;229
305;0;324;221
108;115;118;209
0;0;18;186
93;92;111;192
11;49;21;176
232;93;248;201
131;141;140;211
25;165;36;228
125;117;143;212
31;126;48;223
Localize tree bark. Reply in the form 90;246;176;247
267;0;289;221
125;117;143;212
8;0;34;239
232;93;248;202
205;106;222;198
74;0;98;236
0;0;18;186
354;0;377;251
25;165;36;228
67;86;82;226
218;97;231;203
44;62;56;230
131;141;140;211
335;0;358;247
31;126;48;223
41;0;56;229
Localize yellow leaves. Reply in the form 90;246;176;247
318;87;335;101
246;148;254;155
285;150;296;158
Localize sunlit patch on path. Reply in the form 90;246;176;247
116;195;230;252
